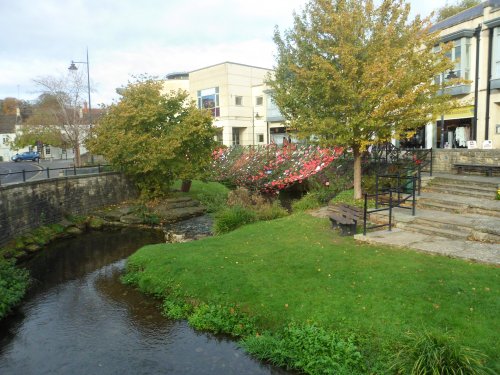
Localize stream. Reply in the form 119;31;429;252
0;220;290;374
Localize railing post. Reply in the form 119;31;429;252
22;169;26;182
417;167;421;196
98;164;101;173
430;148;433;176
73;165;77;176
375;174;379;209
397;173;401;206
412;176;416;216
389;190;393;231
46;167;50;179
363;193;368;236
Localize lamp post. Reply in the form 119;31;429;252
439;70;457;149
69;48;92;163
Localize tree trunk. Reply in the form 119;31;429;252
74;141;82;167
353;146;362;200
181;179;192;193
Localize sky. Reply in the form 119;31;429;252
0;0;448;106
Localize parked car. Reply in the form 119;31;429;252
11;151;40;162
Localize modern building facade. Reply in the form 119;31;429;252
162;62;287;147
428;0;500;150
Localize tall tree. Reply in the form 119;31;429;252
87;77;216;198
435;0;480;22
270;0;456;199
13;72;91;166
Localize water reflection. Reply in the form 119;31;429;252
0;227;291;375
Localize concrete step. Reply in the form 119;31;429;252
423;186;495;200
416;192;500;218
368;207;500;243
430;176;499;190
396;222;469;240
427;180;496;192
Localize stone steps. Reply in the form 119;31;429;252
423;185;496;199
368;172;500;244
416;193;500;218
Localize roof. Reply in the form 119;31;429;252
431;0;500;32
189;61;273;74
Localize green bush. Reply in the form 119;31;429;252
162;297;193;320
0;259;30;319
213;205;257;234
391;331;494;375
188;303;256;337
242;322;364;375
254;201;288;221
291;192;323;212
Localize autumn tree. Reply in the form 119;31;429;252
435;0;480;22
270;0;456;199
87;77;217;198
13;72;91;166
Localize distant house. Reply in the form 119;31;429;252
0;115;17;161
162;62;289;147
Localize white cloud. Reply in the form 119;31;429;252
0;0;448;104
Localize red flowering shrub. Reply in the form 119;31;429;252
211;144;343;194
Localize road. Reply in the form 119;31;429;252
0;159;74;186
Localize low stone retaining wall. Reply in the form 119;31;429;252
432;149;500;175
0;172;138;247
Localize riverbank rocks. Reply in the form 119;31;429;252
151;197;205;224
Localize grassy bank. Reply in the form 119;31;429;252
125;213;499;372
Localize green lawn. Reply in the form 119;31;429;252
125;212;499;371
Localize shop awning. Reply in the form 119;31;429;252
435;105;474;121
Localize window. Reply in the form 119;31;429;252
257;133;264;143
434;37;471;83
255;96;263;106
197;87;220;117
45;146;51;155
496;124;500;134
232;128;240;145
2;136;9;145
493;28;500;78
235;96;243;106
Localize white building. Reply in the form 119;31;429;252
162;62;288;147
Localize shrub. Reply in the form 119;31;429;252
254;201;288;221
391;331;494;375
241;322;364;375
162;297;193;320
213;205;257;234
291;192;323;212
188;303;256;337
0;259;30;319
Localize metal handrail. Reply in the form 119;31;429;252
363;190;393;235
0;164;113;187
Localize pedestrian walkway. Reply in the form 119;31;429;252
354;229;500;265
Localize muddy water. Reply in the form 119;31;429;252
0;226;289;375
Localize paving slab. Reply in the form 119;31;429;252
354;229;500;265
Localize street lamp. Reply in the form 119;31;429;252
69;48;93;163
439;70;457;148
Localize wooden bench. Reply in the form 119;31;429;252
329;203;363;236
453;163;500;177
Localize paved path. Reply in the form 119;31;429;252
354;229;500;265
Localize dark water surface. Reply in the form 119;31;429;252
0;227;289;375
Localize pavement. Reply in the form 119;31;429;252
354;229;500;265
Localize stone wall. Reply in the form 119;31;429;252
432;149;500;175
0;172;138;247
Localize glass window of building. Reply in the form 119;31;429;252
232;128;240;145
235;96;243;106
434;37;471;84
255;96;263;106
492;28;500;78
197;87;220;117
257;133;264;143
